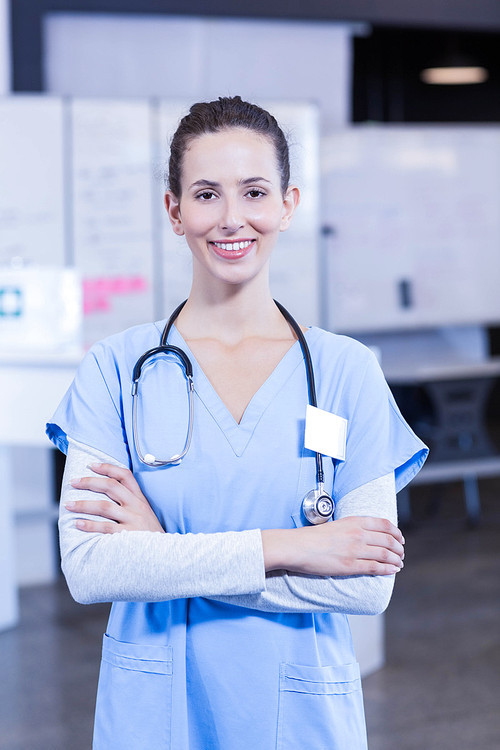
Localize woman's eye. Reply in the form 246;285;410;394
197;191;217;201
246;189;265;199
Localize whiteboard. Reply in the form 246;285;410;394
157;99;321;326
266;100;320;327
0;96;65;266
322;126;500;333
156;100;194;317
71;99;155;345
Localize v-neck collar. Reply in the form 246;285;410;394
155;322;319;457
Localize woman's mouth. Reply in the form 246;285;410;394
209;239;255;259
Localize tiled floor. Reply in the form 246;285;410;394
1;480;499;749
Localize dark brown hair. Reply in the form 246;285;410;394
167;96;290;197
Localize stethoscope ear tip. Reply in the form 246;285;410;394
144;453;157;465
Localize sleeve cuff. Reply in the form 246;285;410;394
206;528;266;596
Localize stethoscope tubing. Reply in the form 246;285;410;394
132;372;194;466
131;300;330;521
273;300;325;487
131;312;195;465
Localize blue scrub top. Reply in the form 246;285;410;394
47;322;428;750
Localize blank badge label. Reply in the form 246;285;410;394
304;405;347;461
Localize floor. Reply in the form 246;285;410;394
364;479;500;750
1;480;499;750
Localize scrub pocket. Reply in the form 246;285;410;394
276;662;367;750
93;634;173;750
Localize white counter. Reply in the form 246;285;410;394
0;351;82;629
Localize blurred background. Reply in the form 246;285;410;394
1;2;499;749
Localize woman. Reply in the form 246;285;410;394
47;96;427;749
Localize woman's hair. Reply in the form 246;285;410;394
167;96;290;197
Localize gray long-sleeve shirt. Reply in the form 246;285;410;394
60;437;397;615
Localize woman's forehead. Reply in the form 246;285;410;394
181;129;279;181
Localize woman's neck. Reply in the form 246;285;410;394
175;278;292;346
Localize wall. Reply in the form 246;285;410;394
43;14;352;133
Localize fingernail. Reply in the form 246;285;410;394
88;463;101;470
69;479;80;487
65;501;75;509
75;520;85;529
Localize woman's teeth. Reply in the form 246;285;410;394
213;240;253;251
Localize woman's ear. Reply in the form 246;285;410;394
164;191;184;236
280;185;300;231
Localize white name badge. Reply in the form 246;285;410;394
304;405;347;461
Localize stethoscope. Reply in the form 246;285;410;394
131;300;334;525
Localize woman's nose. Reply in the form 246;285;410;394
219;199;244;233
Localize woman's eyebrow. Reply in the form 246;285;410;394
240;177;272;185
189;177;272;190
189;179;220;189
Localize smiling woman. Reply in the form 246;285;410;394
164;123;299;293
46;96;427;749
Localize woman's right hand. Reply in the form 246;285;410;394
261;516;404;577
66;462;165;534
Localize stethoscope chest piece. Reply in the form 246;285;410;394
302;486;334;525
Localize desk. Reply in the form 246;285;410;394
0;352;81;630
385;357;500;525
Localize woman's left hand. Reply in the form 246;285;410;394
66;463;165;534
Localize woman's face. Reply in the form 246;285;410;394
164;128;299;289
